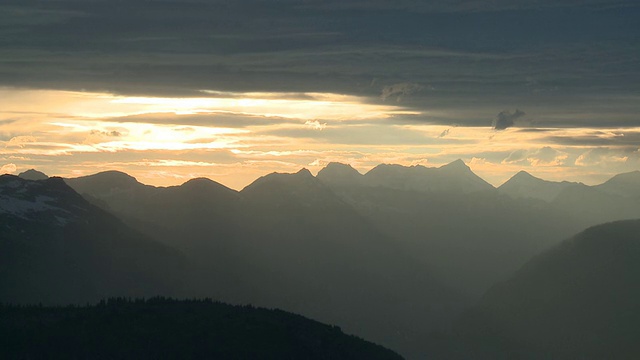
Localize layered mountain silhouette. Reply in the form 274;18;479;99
595;170;640;199
436;219;640;359
0;175;185;304
320;159;494;194
2;160;633;359
0;298;403;360
318;163;584;296
17;169;48;181
498;170;580;202
65;167;466;359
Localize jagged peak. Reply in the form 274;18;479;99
243;168;317;191
323;162;359;172
318;162;362;177
511;170;538;180
366;163;411;174
295;168;313;177
440;159;468;169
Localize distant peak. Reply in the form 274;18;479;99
439;159;470;171
317;162;363;185
18;169;49;181
94;170;139;182
253;168;314;184
513;170;536;179
318;162;361;176
183;177;216;184
66;170;141;190
607;170;640;182
181;177;222;188
295;168;313;177
324;162;357;171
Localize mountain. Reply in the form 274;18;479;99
498;170;580;202
65;172;240;249
60;166;640;359
0;298;403;360
595;170;640;199
551;183;640;224
317;163;583;297
0;175;185;304
66;171;244;303
17;169;48;181
66;168;466;359
239;169;466;359
316;162;364;186
361;160;494;194
440;219;640;359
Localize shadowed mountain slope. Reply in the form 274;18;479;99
0;175;185;305
362;160;494;194
66;168;466;359
318;163;584;297
595;170;640;199
438;219;640;359
498;170;580;202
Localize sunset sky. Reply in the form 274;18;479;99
1;0;639;189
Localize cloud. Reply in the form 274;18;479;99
1;163;17;174
305;120;326;130
6;136;37;148
381;83;424;102
527;146;568;166
90;130;124;137
493;109;525;130
546;131;640;147
501;147;569;166
575;148;629;166
502;149;528;164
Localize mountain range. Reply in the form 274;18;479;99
2;160;639;359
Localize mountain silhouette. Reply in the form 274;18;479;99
595;170;640;199
0;175;185;304
498;170;580;202
0;298;403;360
552;182;640;224
318;163;583;297
60;164;640;359
361;160;494;194
17;169;48;181
316;162;364;186
66;168;465;359
440;219;640;359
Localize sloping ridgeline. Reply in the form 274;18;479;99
0;298;403;360
0;175;185;304
433;219;640;359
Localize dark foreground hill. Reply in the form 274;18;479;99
0;298;403;360
433;219;640;359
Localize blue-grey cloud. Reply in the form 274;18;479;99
0;0;638;130
493;109;526;130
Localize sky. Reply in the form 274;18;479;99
0;0;639;189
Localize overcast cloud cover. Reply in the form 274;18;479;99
0;0;639;187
